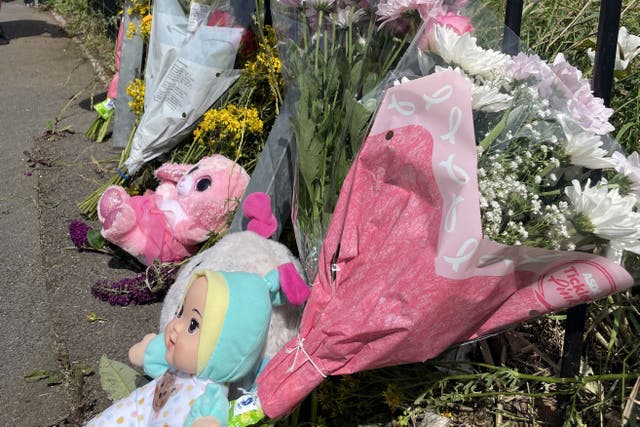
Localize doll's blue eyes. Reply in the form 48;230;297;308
188;319;200;334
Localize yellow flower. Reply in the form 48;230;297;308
126;78;146;118
126;22;136;39
238;26;283;104
128;0;150;17
192;104;264;163
382;383;404;410
441;410;453;418
140;14;152;39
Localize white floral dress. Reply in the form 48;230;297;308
85;371;226;427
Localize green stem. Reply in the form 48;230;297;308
479;111;509;150
314;11;324;73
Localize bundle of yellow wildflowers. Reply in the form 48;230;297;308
189;105;264;166
125;78;145;119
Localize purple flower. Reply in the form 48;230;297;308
69;220;92;249
91;264;179;306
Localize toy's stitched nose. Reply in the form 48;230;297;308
177;175;193;196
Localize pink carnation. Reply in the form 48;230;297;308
566;86;615;135
550;53;591;98
428;11;474;35
417;10;474;52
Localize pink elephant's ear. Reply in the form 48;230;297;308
154;162;192;184
243;192;278;238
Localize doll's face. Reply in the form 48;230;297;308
164;276;207;374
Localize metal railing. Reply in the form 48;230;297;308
502;0;623;382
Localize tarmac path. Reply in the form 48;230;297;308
0;2;160;425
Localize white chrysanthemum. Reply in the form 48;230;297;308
434;66;512;112
613;151;640;199
428;25;512;80
565;179;640;241
330;7;367;27
559;118;617;169
587;27;640;71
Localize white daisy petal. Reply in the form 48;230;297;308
565;179;640;241
559;117;617;169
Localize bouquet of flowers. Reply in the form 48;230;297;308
397;1;640;265
271;0;418;280
253;0;640;420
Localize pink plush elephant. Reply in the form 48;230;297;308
98;155;250;265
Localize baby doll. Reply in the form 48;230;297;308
158;192;309;364
85;267;301;427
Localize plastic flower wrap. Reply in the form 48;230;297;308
271;0;420;281
122;0;250;175
254;0;639;419
171;22;283;173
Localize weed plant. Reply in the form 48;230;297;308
43;0;119;73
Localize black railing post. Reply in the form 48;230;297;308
559;0;621;380
592;0;622;107
502;0;523;55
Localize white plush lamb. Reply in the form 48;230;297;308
158;192;309;390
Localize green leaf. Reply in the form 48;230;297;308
74;364;94;381
24;369;53;382
99;355;140;401
47;371;63;386
615;122;636;142
346;95;373;154
97;117;110;142
87;229;106;250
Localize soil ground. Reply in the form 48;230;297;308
0;3;161;425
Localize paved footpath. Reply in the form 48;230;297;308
0;2;160;425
